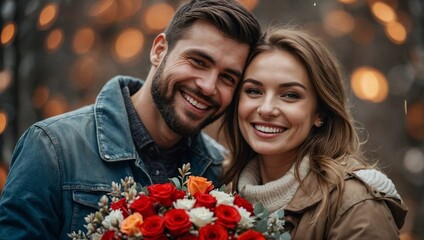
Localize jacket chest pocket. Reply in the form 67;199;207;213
71;190;110;233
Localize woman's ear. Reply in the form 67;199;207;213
150;33;167;66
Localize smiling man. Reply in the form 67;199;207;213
0;0;261;238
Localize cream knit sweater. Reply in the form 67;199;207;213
238;156;400;214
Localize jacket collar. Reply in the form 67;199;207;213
94;76;143;162
284;170;324;213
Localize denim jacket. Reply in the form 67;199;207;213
0;76;225;239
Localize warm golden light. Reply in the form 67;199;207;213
1;22;16;46
371;1;396;24
88;0;117;25
143;3;174;33
72;28;96;54
323;10;355;37
0;70;12;93
38;3;59;30
116;0;143;22
238;0;259;10
405;102;424;140
43;96;68;118
385;21;407;44
338;0;357;4
351;67;389;103
70;57;99;90
45;28;64;53
0;111;7;134
33;86;50;109
113;28;144;62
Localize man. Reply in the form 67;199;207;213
0;0;261;238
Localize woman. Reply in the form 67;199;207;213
222;27;407;239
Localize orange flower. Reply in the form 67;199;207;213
120;212;143;236
186;176;214;195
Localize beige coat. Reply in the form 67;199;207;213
284;171;408;239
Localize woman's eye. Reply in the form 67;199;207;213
282;92;300;99
245;88;262;95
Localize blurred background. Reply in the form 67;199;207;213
0;0;423;238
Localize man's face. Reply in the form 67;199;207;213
151;20;250;136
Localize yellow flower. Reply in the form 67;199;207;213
187;176;214;195
120;212;143;236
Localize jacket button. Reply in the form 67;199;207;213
104;154;111;160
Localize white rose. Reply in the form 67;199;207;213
209;190;234;206
189;207;215;228
236;206;255;228
173;198;196;211
102;209;124;230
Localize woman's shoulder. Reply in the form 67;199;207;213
336;168;407;229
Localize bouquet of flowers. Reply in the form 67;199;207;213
68;164;290;240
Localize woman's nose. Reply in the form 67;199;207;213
257;99;279;116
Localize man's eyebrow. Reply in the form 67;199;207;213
187;49;243;79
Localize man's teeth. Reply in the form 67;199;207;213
183;93;208;110
254;125;284;133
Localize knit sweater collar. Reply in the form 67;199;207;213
238;156;311;213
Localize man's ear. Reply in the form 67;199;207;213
150;33;167;66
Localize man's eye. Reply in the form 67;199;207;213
189;58;205;67
220;74;236;86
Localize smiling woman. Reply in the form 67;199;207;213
221;26;408;239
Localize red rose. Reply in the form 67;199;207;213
110;198;130;218
172;189;186;202
101;230;118;240
194;192;217;210
233;194;254;215
177;233;198;240
198;224;228;240
130;195;156;218
237;229;266;240
164;209;191;237
214;205;241;229
147;183;177;207
140;215;165;238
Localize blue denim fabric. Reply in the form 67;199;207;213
0;76;225;239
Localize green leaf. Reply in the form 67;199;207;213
169;177;181;189
280;232;292;240
142;186;149;195
254;219;267;232
276;209;285;219
254;202;264;215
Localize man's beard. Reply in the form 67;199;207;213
151;58;223;136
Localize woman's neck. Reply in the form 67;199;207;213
258;152;298;184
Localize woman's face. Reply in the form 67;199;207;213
237;50;321;159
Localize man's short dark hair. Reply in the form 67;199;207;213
164;0;261;51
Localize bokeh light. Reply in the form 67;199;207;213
38;3;59;30
42;95;68;118
0;70;12;93
370;1;396;24
350;18;376;45
238;0;259;10
87;0;118;25
405;102;424;140
351;67;389;103
1;22;16;46
143;3;174;33
0;111;7;134
72;27;96;55
385;20;407;44
45;28;64;53
403;148;424;174
33;86;50;109
113;28;144;63
323;10;355;37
